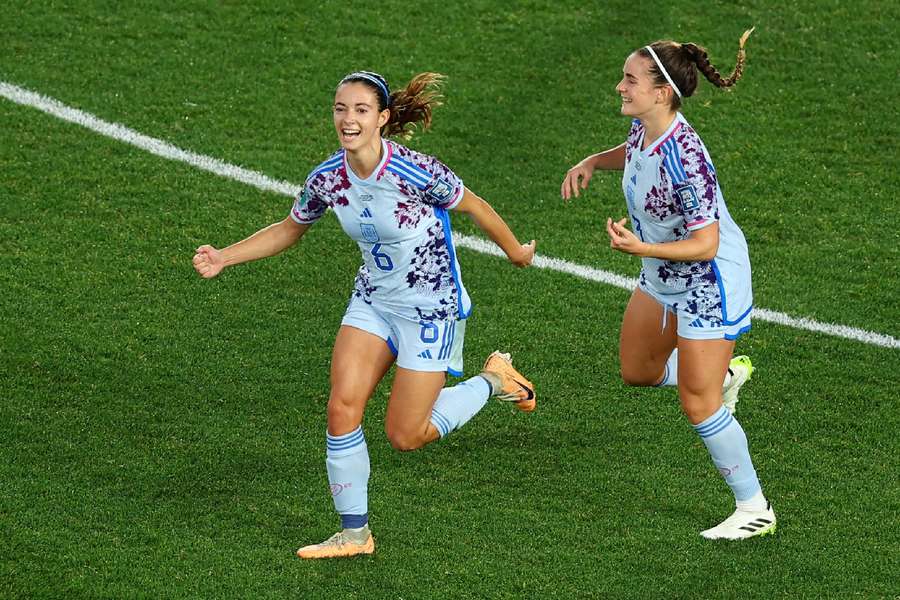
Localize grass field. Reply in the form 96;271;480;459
2;1;899;598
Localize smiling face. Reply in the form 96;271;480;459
333;82;390;153
616;52;670;119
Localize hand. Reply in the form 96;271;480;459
510;240;536;267
192;244;225;278
561;159;595;200
606;218;646;256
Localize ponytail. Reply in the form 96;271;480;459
640;28;754;109
383;72;445;139
683;28;754;90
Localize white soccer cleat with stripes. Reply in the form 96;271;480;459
700;502;776;540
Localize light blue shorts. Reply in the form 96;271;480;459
341;297;466;376
642;286;752;341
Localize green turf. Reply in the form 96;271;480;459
2;1;898;598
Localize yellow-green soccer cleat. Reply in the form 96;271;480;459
296;527;375;559
723;355;754;415
482;351;536;412
700;502;777;540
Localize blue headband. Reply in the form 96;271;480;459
341;71;391;108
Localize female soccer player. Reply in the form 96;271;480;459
561;30;776;540
193;71;537;558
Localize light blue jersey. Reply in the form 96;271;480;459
622;113;752;334
290;139;471;323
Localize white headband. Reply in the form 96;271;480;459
644;46;682;98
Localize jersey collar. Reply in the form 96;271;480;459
344;138;391;185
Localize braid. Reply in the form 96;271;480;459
684;28;754;89
383;72;445;139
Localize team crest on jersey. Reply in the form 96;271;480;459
360;223;380;242
675;184;700;211
426;178;454;203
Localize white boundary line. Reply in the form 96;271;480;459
0;81;302;198
3;80;897;350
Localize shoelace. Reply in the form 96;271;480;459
320;532;346;547
496;390;525;402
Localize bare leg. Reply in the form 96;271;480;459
676;337;734;424
327;325;395;435
384;368;448;451
618;288;677;386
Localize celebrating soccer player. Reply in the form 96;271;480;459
193;71;537;558
561;30;776;540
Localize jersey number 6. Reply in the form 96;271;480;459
371;243;394;272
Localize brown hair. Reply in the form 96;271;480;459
338;71;445;140
638;28;754;109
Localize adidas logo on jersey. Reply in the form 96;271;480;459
418;350;433;359
360;208;373;218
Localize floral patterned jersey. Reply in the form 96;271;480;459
290;139;471;322
622;113;752;324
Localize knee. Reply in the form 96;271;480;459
680;403;706;424
384;426;426;452
620;365;660;387
678;392;720;425
327;389;365;431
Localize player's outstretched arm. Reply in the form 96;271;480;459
453;188;535;268
192;217;310;279
561;143;627;200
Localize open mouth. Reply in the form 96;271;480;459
341;128;361;141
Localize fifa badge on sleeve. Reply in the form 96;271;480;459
426;178;454;203
675;184;700;212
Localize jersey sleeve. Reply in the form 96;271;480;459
417;154;465;210
666;137;719;231
289;179;328;224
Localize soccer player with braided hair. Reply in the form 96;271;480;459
561;30;776;540
194;71;537;558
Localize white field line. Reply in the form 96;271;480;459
0;81;302;198
3;80;898;350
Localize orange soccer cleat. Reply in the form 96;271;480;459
296;527;375;559
482;351;536;412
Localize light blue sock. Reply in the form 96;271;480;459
656;349;678;387
325;426;369;528
693;405;762;502
429;376;491;438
